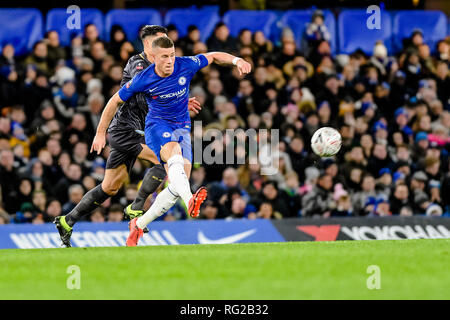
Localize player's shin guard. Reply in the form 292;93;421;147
65;185;110;227
166;154;192;208
131;164;166;210
136;185;179;229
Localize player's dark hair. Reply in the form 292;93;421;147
152;36;174;49
140;25;168;40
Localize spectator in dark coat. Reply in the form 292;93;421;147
6;177;34;214
389;184;411;215
53;163;83;204
45;30;67;71
207;22;238;54
251;181;291;218
301;173;334;217
0;149;20;213
179;25;201;56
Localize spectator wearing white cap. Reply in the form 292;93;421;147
86;78;102;95
426;203;443;216
370;41;389;76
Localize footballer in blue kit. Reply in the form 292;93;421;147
117;52;209;164
55;25;201;247
95;36;251;246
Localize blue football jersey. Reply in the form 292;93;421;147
118;54;209;123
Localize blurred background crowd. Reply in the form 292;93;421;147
0;7;449;225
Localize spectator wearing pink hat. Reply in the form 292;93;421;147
331;183;352;217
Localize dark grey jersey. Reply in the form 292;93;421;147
108;52;151;133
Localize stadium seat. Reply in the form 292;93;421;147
0;8;43;56
222;10;277;38
338;9;392;55
392;10;447;53
199;5;220;14
266;10;285;45
105;9;162;42
281;10;336;53
164;8;220;43
46;8;104;47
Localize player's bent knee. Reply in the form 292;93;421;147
102;167;127;195
160;142;182;161
101;182;121;196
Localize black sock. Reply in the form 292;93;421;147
65;185;110;227
131;164;166;210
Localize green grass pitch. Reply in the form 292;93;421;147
0;239;449;300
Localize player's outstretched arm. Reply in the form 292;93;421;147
90;92;124;155
203;52;252;75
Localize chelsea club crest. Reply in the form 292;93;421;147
178;76;186;85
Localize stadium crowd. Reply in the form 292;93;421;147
0;9;449;224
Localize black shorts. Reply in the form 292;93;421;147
106;129;145;172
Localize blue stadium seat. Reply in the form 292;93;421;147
46;8;104;47
0;9;43;56
199;5;220;14
338;9;392;55
393;10;447;53
164;8;220;43
222;10;277;38
266;10;285;45
281;10;336;53
105;9;162;42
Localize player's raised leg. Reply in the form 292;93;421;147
133;157;196;228
161;141;207;218
128;142;206;247
162;142;193;208
128;184;179;242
